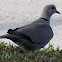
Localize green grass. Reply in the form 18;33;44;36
0;42;62;62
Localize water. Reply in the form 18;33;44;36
0;0;62;49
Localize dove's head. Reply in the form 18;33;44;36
42;4;60;20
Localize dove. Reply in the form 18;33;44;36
0;4;60;50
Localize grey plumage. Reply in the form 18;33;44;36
0;4;60;50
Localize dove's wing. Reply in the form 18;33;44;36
8;23;53;44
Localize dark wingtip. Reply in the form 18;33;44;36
7;29;13;34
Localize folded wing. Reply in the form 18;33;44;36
7;24;53;44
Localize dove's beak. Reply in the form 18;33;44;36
56;11;60;14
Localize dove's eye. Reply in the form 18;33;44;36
52;7;54;9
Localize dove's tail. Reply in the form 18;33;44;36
0;34;21;42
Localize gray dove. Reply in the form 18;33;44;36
0;4;60;50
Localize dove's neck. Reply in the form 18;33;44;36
41;13;51;21
40;11;51;25
41;8;53;20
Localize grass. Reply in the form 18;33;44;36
0;42;62;62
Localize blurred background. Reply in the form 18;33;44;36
0;0;62;49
